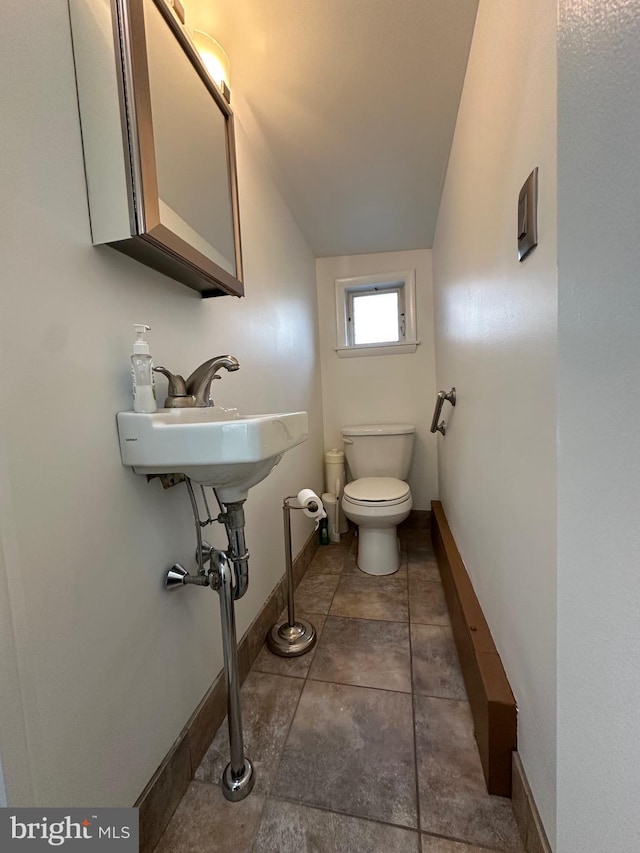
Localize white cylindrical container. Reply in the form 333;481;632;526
324;449;349;533
321;492;340;543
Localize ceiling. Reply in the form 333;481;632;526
184;0;479;258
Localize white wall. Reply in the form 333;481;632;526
432;0;557;843
0;504;33;808
315;251;438;508
556;2;640;850
0;0;323;808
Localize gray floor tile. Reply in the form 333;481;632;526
342;556;409;577
342;545;358;573
252;613;327;679
402;530;433;552
330;573;409;622
294;574;341;614
162;524;520;853
421;835;497;852
400;526;431;539
408;558;442;584
253;799;420;852
415;696;523;851
407;546;436;564
154;781;264;853
409;580;451;626
195;671;303;796
342;549;408;579
406;547;435;565
411;624;467;700
309;616;411;692
273;680;417;828
305;546;347;576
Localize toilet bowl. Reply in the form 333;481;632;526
342;477;412;575
340;424;416;576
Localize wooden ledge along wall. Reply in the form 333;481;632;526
431;501;517;797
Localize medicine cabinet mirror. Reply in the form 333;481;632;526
69;0;244;297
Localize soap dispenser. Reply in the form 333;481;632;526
131;324;157;413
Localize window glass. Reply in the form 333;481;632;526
351;291;400;344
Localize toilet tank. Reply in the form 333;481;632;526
341;424;416;480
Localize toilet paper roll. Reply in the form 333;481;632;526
297;489;326;529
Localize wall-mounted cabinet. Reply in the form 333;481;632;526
69;0;244;297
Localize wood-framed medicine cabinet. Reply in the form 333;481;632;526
69;0;244;297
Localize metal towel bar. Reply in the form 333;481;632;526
430;387;456;435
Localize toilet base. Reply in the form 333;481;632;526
357;527;401;575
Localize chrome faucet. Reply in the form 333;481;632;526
187;355;240;406
154;355;240;408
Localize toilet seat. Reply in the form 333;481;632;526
343;477;410;507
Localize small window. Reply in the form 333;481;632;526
335;270;418;357
348;286;403;345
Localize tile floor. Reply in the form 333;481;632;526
155;526;524;853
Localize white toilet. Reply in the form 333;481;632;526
341;424;416;575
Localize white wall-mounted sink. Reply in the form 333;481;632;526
117;408;309;502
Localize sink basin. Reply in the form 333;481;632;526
117;408;309;502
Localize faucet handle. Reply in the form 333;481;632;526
153;366;195;408
153;366;187;395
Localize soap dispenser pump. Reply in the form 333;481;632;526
131;324;157;413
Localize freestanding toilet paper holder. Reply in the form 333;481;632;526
267;495;319;657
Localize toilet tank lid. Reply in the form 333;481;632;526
341;424;415;436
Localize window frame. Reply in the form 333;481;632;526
334;270;419;358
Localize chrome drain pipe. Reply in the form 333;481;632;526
164;550;255;801
163;484;255;802
217;499;250;600
209;549;255;801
